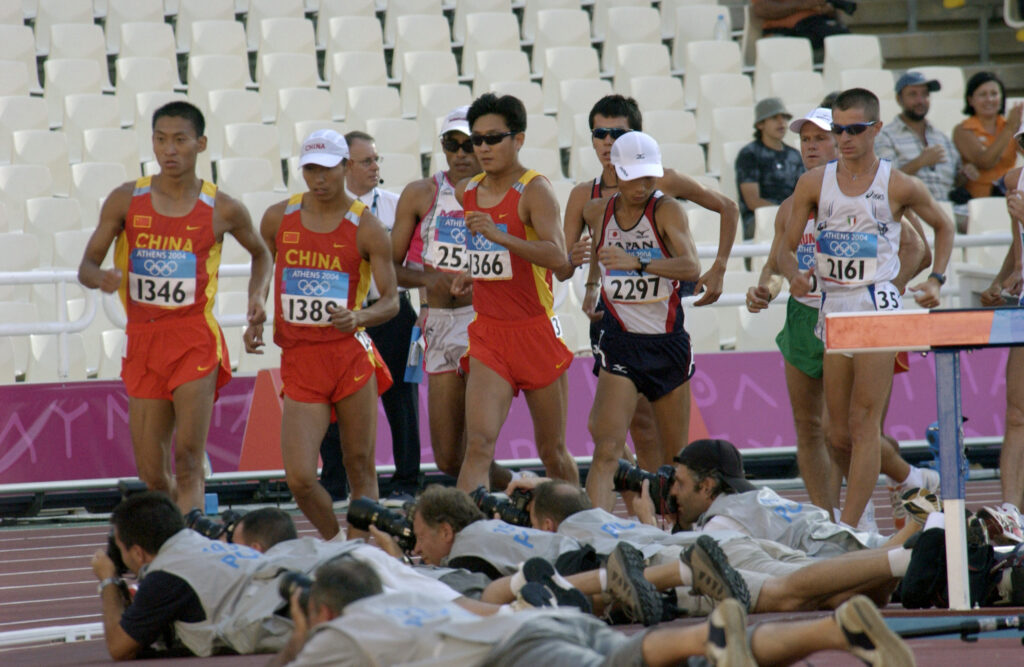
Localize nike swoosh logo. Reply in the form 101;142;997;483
186;225;201;231
353;373;367;382
555;359;567;369
197;363;213;372
498;213;509;218
333;243;346;248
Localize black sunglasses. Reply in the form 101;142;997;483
592;127;631;141
441;137;474;153
469;131;516;146
830;121;878;136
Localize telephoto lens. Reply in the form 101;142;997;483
346;498;417;551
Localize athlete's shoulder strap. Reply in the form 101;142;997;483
131;176;152;197
283;192;303;215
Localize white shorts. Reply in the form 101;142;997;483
423;304;474;374
815;280;901;344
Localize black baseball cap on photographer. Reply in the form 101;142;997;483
673;439;756;493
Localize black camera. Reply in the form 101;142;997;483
107;529;128;576
612;460;678;514
278;570;313;611
184;508;247;543
826;0;857;14
469;486;533;527
346;497;416;551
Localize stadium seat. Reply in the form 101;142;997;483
707;106;755;174
519;146;565;182
70;162;128;226
839;69;897;103
672;5;733;71
346;85;402;131
241;190;284;231
770;70;826;107
659;0;714;40
49;24;114;92
643;108;698;145
822;34;882;92
523;113;558;151
82;128;141;180
106;0;164;53
417;82;472;153
0;164;52;231
0;60;30;97
43;59;105;128
488;80;544;115
246;0;304;51
384;0;443;47
682;40;743;109
216;156;277;195
315;0;376;49
685;304;721;353
187;55;251;117
292;121;349;159
558;78;613;149
630;75;685;113
542;46;600;113
189;20;251;74
0;24;42;94
454;0;513;44
0;301;38;373
25;197;82;267
568;111;594;156
754;37;813;101
12;129;69;196
660;142;706;178
0;95;48;165
0;233;41;296
0;335;16;384
215;290;248;369
25;333;89;382
614;43;670;95
377;152;422;193
696;73;753;145
591;0;649;41
521;0;576;42
462;12;520;78
176;0;236;52
329;52;388;118
237;334;282;372
686;205;723;245
532;9;591;76
256;17;319;83
223;123;285;189
206;88;263;161
926;98;965;138
325;17;385;67
967;196;1013;235
119;22;183;88
754;204;780;243
52;228;96;269
97;328;126;380
34;0;92;55
116;57;179;126
393;14;452;81
912;66;965;101
734;305;787;351
717;140;746;204
473;49;531;98
258;53;319;121
277;87;332;158
569;144;603;182
0;1;21;26
601;6;660;74
366;118;420;157
402;50;459;117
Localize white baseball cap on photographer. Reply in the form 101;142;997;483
609;131;664;181
299;129;349;168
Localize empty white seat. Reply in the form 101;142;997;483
453;0;512;44
48;23;113;91
402;50;459;117
97;328;126;379
488;81;544;115
542;46;600;113
0;335;17;384
119;22;183;88
558;78;613;148
630;75;685;113
417;82;472;153
660;142;706;178
717;139;746;203
643;109;698;145
659;0;716;40
754;37;813;101
683;40;743;109
82;128;142;179
25;333;88;382
967;196;1013;235
392;14;451;81
521;0;577;42
277;87;333;158
106;0;164;53
0;59;30;97
43;59;105;127
601;6;660;73
0;95;48;165
329;51;388;119
838;68;897;103
473;49;531;98
0;233;41;294
325;16;384;65
708;106;755;174
34;0;92;54
591;0;649;41
315;0;376;49
256;17;319;82
568;143;604;182
377;152;422;192
223;122;285;189
532;9;591;76
187;55;251;117
753;204;780;244
245;0;304;51
0;24;41;93
70;161;128;226
25;197;82;266
614;43;670;95
696;73;753;144
176;0;235;51
346;85;401;131
462;12;520;78
259;53;320;121
53;228;96;269
116;57;179;126
822;34;882;92
366;118;420;157
0;1;22;26
241;189;285;230
204;88;263;161
734;306;787;351
216;156;277;195
384;0;443;46
911;66;965;101
519;146;565;182
523;113;558;151
770;70;826;107
926;98;965;138
0;164;52;231
673;4;733;70
189;20;251;74
12;129;69;196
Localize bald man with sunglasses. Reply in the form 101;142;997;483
776;88;954;532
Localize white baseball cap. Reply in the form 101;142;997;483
790;107;833;133
299;129;348;168
439;105;471;136
609;131;663;181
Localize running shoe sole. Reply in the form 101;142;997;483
836;594;916;666
683;535;751;611
606;542;661;626
521;557;592;613
705;598;756;667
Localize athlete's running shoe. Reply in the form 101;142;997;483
900;488;942;526
977;505;1024;545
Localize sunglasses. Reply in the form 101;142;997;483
830;121;878;136
469;131;516;146
441;137;474;153
592;127;631;141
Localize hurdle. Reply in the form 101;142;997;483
825;307;1024;610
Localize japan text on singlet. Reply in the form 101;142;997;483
795;214;822;308
462;169;555;320
597;193;685;334
814;159;900;290
272;195;374;348
421;171;469;274
115;177;220;323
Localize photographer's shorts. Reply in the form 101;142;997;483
423;304;473;374
280;334;392;404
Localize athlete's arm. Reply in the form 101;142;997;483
580;199;606;321
891;210;930;293
391;178;433;289
219;191;273;336
896;173;954;308
775;169;821;296
248;201;286;353
660;169;740;305
449;178;474;298
78;182;132;293
346;211;399;330
644;197;701;281
561;183;595;279
747;196;791;312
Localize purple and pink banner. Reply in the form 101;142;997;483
0;349;1010;485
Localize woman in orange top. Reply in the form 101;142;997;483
953;71;1023;201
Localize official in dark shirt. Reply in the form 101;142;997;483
736;97;805;239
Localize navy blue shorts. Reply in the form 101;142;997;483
593;321;694;402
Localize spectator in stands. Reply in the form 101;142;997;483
736;97;804;239
876;72;971;231
953;71;1024;200
753;0;851;51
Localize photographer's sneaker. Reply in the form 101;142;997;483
682;535;751;611
513;582;555;610
976;505;1024;545
520;558;592;613
835;594;915;666
705;598;756;667
606;542;660;626
900;488;942;526
890;468;941;530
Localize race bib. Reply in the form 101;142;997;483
796;240;820;295
815;230;878;287
428;212;469;272
873;283;902;311
281;268;348;325
467;223;512;280
550;314;563;339
128;248;196;307
603;248;669;304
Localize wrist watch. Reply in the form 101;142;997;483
98;576;123;594
928;271;946;286
638;259;649;274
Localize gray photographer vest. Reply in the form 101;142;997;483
443;520;583;576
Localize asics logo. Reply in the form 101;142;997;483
471;234;492;250
296;279;331;296
143;259;178;276
827;241;860;257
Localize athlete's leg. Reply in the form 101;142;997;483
629;396;663;472
649;381;691;470
457;358;515;492
525;372;579;485
427;370;467;478
783;361;836;511
334;377;382;540
128;397;176;499
1002;347;1024;509
587;371;640;510
168;370;219;514
823;353;855;478
841;352;896;528
280;398;337;539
